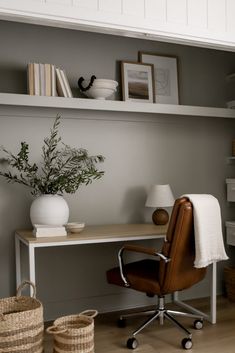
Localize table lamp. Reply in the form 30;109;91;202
145;184;175;225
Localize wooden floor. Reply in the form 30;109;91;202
44;296;235;353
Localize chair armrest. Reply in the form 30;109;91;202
118;244;170;287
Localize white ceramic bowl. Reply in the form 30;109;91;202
83;79;118;100
66;222;85;234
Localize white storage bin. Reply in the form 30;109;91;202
226;221;235;246
226;179;235;201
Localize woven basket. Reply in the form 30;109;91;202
47;309;98;353
0;281;44;353
224;266;235;302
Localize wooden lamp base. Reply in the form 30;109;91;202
152;208;169;225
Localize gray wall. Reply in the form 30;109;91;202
0;20;235;320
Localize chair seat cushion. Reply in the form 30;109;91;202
106;259;161;295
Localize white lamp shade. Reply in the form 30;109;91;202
145;184;175;208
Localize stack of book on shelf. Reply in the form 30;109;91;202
33;224;67;237
27;63;73;98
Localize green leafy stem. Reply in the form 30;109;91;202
0;115;105;196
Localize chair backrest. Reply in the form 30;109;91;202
159;197;206;294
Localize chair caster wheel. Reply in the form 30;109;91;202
117;318;126;328
181;338;193;350
193;319;203;330
127;337;138;349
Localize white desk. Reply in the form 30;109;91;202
15;223;216;324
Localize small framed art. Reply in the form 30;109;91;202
121;61;155;103
139;52;179;104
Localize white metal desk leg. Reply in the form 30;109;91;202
15;234;22;290
210;262;217;324
29;244;36;297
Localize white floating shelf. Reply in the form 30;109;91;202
0;93;235;119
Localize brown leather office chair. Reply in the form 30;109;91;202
106;197;207;350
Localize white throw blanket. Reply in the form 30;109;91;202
183;194;228;268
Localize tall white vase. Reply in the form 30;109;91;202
30;194;69;226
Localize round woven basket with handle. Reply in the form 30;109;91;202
47;309;98;353
0;280;44;353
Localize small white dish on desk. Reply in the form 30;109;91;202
66;222;85;234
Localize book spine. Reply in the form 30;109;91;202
45;63;52;96
33;231;67;237
33;226;67;237
51;65;57;97
27;63;34;95
39;63;45;96
60;69;73;98
33;63;40;96
56;68;68;97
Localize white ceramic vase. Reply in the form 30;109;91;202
30;194;69;226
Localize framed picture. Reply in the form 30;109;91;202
121;61;155;103
139;52;179;105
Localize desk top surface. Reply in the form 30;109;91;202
16;223;167;246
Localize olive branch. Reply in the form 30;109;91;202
0;115;105;196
